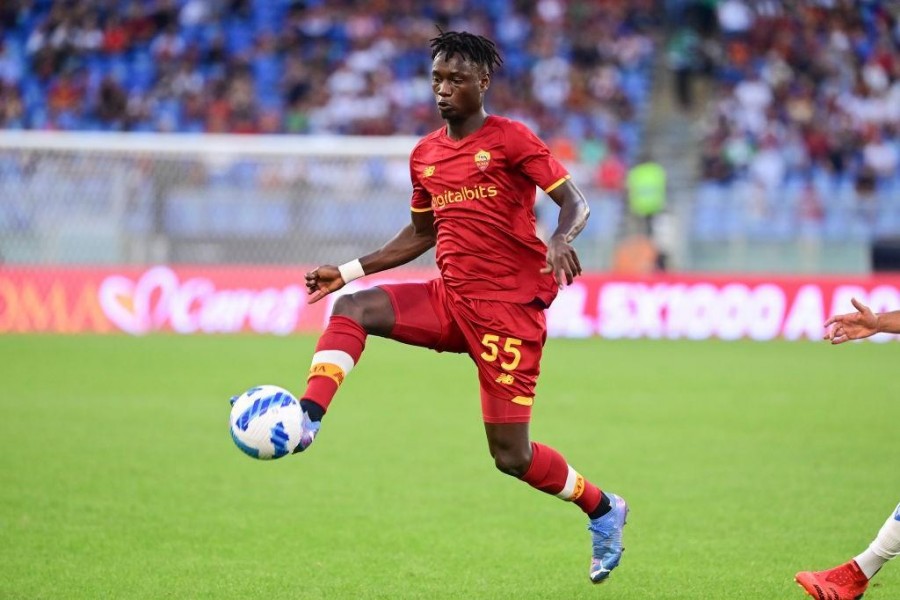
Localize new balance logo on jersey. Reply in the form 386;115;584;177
431;184;498;209
495;373;515;385
423;165;435;177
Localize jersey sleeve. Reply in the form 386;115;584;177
504;120;571;194
409;145;433;213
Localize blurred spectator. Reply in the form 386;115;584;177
595;147;627;192
102;16;130;54
75;13;104;54
797;181;825;228
150;23;185;62
666;24;702;110
716;0;754;38
0;81;25;128
47;70;83;116
123;2;157;47
862;127;899;178
94;76;128;128
748;133;786;191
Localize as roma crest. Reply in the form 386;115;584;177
474;149;491;172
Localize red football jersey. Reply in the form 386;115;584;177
409;115;571;305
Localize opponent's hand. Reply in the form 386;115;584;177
305;265;345;304
541;234;582;287
824;297;879;344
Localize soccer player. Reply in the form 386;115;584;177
295;30;628;583
794;298;900;599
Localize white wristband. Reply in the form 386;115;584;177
337;259;365;283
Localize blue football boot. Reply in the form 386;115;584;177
292;410;320;453
588;493;629;583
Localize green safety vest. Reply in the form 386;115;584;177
627;162;666;216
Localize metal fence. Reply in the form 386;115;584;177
0;131;880;274
0;131;628;271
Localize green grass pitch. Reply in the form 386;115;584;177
1;334;898;599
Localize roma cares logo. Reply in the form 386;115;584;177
474;149;491;172
98;266;306;335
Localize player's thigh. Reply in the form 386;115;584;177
457;300;546;423
378;280;467;352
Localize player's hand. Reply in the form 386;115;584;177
824;297;879;344
542;234;582;287
305;265;345;304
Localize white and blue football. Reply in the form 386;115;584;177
229;385;303;460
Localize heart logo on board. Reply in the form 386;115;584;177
98;267;178;335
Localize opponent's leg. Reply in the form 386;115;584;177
485;422;628;584
795;502;900;599
295;288;395;452
855;501;900;578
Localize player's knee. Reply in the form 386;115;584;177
331;293;364;321
492;447;530;478
331;290;394;336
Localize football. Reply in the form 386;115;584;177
229;385;304;459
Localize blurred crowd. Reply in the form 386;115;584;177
0;0;658;164
680;0;900;241
701;0;900;185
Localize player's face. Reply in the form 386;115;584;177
432;53;488;121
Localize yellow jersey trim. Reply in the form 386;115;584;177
410;206;434;213
511;395;534;407
543;174;571;194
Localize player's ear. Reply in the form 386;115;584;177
480;71;491;93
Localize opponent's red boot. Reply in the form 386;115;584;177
795;560;869;600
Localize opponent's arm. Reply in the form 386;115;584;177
825;297;900;344
306;210;436;304
875;310;900;333
541;179;590;286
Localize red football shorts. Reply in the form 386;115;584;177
380;278;547;424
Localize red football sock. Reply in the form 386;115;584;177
303;315;367;413
521;442;603;516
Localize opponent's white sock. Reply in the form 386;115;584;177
853;502;900;579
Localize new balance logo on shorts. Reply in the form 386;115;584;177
495;373;515;385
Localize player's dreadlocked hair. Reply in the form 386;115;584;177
430;29;503;74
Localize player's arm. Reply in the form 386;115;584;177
358;210;436;273
305;211;436;304
541;179;590;286
825;297;900;344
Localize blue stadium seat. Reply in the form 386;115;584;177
226;19;255;54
